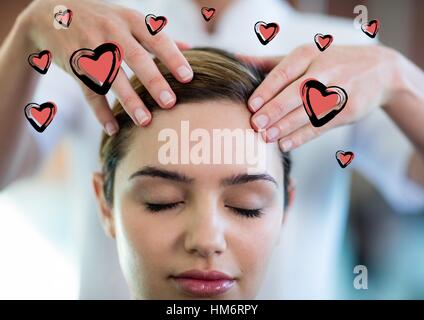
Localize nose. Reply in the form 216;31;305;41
184;200;227;258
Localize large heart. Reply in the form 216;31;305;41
361;19;380;38
335;150;355;168
314;33;333;52
300;78;348;127
201;7;216;21
28;50;52;74
70;42;123;95
254;21;280;45
24;102;57;133
145;14;168;35
54;9;73;28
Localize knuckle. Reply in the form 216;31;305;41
299;43;316;57
148;32;166;47
270;66;289;84
146;74;164;88
125;45;147;62
121;94;139;109
122;9;144;24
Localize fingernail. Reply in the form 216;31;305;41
280;139;292;152
253;114;269;129
266;126;279;141
160;90;175;106
134;108;150;126
177;65;193;81
105;122;118;136
249;97;264;112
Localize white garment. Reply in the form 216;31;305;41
27;0;424;299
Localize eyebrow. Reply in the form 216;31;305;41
129;166;278;187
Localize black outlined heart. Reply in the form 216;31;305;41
254;21;280;45
54;9;73;28
361;19;380;38
28;50;52;74
145;14;168;35
300;78;348;127
24;102;57;133
314;33;333;52
335;150;355;168
70;42;123;95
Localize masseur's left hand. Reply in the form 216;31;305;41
239;44;402;151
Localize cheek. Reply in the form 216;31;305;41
229;210;282;294
113;200;176;294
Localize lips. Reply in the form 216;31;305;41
171;269;235;297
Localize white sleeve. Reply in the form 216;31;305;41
350;108;424;214
27;64;86;162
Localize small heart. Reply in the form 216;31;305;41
28;50;52;74
70;42;123;95
335;150;355;168
254;21;280;45
54;9;73;28
201;7;216;21
145;14;167;35
314;33;333;52
24;102;57;133
300;78;348;127
361;19;380;38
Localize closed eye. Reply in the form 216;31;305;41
144;202;183;212
226;205;263;218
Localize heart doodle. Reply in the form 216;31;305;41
201;7;216;21
361;19;380;38
314;33;333;52
54;9;73;28
254;21;280;45
70;42;123;95
28;50;52;74
24;102;57;133
145;14;168;35
335;150;355;168
300;78;348;127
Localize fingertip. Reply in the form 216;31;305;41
176;65;194;83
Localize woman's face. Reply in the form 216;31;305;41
94;100;288;299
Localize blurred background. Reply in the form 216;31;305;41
0;0;423;299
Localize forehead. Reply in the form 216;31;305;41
117;101;284;183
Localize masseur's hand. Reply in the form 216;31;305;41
20;0;193;134
239;44;401;151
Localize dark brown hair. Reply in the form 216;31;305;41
99;47;291;208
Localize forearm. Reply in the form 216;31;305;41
384;50;424;187
0;14;39;186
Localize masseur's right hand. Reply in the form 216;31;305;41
20;0;194;135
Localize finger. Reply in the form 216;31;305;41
128;11;194;83
118;33;178;109
81;85;119;136
111;68;151;126
251;75;307;131
248;44;318;112
263;106;309;143
278;123;326;152
235;53;284;72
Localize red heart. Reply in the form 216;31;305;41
314;33;333;52
28;50;52;74
70;42;123;95
54;9;73;28
145;14;167;35
254;21;280;45
201;7;216;21
335;150;355;168
300;78;348;127
24;102;57;133
361;19;380;38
